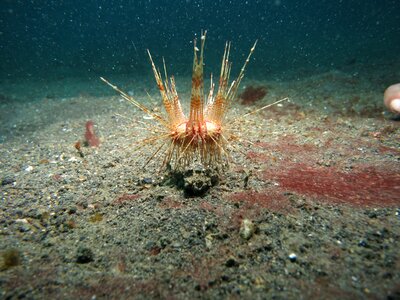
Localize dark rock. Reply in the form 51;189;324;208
1;249;21;270
181;167;219;197
18;223;31;233
288;253;297;262
225;257;239;268
67;206;77;214
358;240;368;247
221;274;230;281
76;246;94;264
1;176;15;186
141;177;153;185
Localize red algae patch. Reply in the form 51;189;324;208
378;145;400;155
157;197;184;209
266;163;400;207
248;132;400;208
113;193;141;205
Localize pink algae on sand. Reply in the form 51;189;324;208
245;136;399;208
267;163;400;207
113;193;141;205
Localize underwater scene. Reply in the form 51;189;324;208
1;0;399;299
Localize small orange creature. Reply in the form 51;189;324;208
84;120;100;147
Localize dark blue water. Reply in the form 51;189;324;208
1;0;399;80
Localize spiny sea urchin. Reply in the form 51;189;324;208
101;31;286;171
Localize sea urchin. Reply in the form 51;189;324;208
101;31;285;171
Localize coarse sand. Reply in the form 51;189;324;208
1;64;399;299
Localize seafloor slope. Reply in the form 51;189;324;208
0;67;399;299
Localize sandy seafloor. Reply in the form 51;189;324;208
0;60;400;299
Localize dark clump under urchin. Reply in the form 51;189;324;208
166;165;219;197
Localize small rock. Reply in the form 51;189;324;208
1;176;15;186
358;240;368;247
25;166;34;172
205;234;213;250
366;210;378;218
288;253;297;262
18;223;31;233
225;257;239;267
15;218;31;232
171;242;182;249
76;246;94;264
141;177;153;185
239;218;255;240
